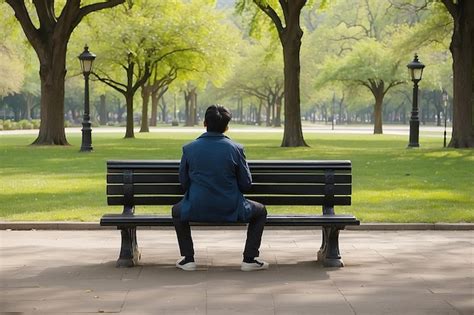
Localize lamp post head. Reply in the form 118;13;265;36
78;45;96;74
407;54;425;82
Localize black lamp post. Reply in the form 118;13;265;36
78;45;96;152
442;90;449;148
406;54;425;148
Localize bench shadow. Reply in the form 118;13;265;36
4;258;332;291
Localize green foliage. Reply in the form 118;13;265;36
71;0;240;98
301;0;448;119
1;120;14;130
0;119;40;130
0;3;25;97
318;39;406;88
0;0;460;130
18;119;33;129
221;39;283;101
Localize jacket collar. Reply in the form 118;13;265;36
198;131;229;139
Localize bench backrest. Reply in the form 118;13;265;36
107;160;351;213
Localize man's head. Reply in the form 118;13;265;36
204;105;232;133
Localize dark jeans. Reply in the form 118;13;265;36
172;200;267;258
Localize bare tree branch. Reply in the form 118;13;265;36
384;80;406;95
253;0;284;34
441;0;458;18
92;72;127;95
32;0;57;31
279;0;289;23
76;0;125;27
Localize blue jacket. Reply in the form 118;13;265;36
178;132;253;222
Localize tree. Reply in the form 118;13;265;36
441;0;474;147
141;66;178;130
168;0;240;127
394;0;473;147
4;0;124;145
318;39;406;134
85;1;203;138
86;0;239;135
238;0;309;146
304;0;428;134
223;41;284;126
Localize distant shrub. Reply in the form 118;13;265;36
31;119;41;129
19;120;33;129
3;120;14;130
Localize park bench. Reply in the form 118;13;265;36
101;160;360;268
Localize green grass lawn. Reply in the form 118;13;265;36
0;129;473;223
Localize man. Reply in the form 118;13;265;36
172;105;268;272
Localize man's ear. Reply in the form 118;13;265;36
204;121;207;127
225;125;229;132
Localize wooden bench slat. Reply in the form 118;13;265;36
254;174;351;183
107;160;352;172
107;159;351;167
107;196;351;206
100;214;360;226
106;173;352;184
107;183;352;196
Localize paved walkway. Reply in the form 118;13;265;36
1;229;472;314
0;124;450;137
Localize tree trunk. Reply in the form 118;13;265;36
184;91;192;126
150;90;158;126
280;7;307;146
274;96;282;127
32;45;69;145
125;93;134;138
271;102;275;125
117;102;124;123
161;97;167;123
140;85;151;133
257;101;262;125
71;109;77;123
338;96;344;124
99;94;107;125
184;87;197;126
192;91;197;125
373;91;384;134
239;97;244;123
265;101;271;126
25;94;33;121
448;2;474;147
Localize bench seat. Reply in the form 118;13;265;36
101;214;360;226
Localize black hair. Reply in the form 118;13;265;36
204;105;232;133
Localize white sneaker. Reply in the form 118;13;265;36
241;258;269;271
176;258;197;271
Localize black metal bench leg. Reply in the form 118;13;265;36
116;227;141;268
317;228;327;262
318;226;344;267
